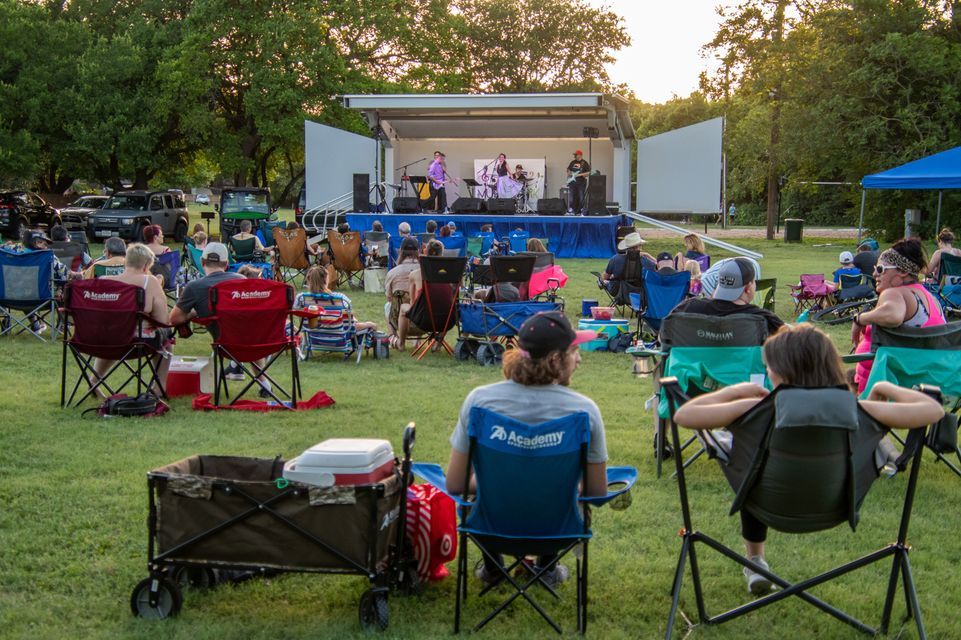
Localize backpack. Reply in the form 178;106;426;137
84;393;168;418
608;331;635;353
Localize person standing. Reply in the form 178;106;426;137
566;150;590;214
427;151;455;214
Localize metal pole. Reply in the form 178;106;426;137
857;189;866;244
936;190;943;234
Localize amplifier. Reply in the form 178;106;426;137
392;197;421;214
536;198;566;215
451;197;485;213
486;198;516;215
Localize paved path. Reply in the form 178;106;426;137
635;225;860;239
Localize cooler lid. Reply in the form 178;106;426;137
296;438;394;470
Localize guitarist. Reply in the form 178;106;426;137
566;149;591;214
427;150;457;213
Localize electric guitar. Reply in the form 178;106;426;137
566;169;597;185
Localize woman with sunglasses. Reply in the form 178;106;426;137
851;237;945;393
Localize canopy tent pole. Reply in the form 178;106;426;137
936;190;943;233
857;189;866;244
624;211;762;259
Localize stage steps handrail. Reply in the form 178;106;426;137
624;211;763;259
305;191;352;235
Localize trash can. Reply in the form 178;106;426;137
784;218;804;243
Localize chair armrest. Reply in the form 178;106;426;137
580;466;639;507
135;311;176;329
626;346;664;357
410;462;473;508
841;353;873;364
290;309;317;319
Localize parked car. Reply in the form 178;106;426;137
0;191;61;241
294;185;307;228
195;193;210;205
60;194;108;231
87;190;190;242
217;187;273;238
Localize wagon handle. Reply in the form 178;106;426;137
403;422;416;457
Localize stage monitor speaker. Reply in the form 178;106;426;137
536;198;566;215
392;196;421;213
486;198;516;215
451;197;485;214
586;175;607;215
353;173;370;212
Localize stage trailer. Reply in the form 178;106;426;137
309;93;635;211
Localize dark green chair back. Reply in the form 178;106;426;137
939;252;961;283
660;312;768;349
229;236;256;262
871;321;961;354
753;278;777;311
93;263;124;278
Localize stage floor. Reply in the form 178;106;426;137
344;213;625;259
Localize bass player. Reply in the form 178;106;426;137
566;149;591;214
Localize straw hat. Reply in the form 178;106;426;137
617;232;646;251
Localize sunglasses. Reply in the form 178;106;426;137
874;264;899;275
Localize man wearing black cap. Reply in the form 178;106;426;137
445;311;609;586
655;252;678;275
566;150;591;214
668;257;783;336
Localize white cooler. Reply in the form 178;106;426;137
283;439;395;487
364;267;387;293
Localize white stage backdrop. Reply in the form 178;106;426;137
304;120;375;211
636;117;723;215
472;158;546;202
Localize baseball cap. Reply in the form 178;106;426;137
202;242;229;263
713;258;756;302
25;230;51;247
656;251;673;262
839;250;854;264
518;311;596;358
574;149;583;155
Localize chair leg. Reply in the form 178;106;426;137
454;531;467;633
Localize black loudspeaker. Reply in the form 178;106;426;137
353;173;370;212
392;197;421;213
450;197;485;214
486;198;516;215
536;198;566;215
586;175;607;215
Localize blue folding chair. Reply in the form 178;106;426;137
294;292;370;364
438;235;467;257
153;250;181;300
412;408;637;633
0;248;58;342
508;230;530;254
630;269;691;342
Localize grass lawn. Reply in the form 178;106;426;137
2;232;960;639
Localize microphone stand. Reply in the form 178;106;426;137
396;157;428;196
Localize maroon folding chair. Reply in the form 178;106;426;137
789;273;835;314
407;256;468;360
205;278;301;408
60;279;170;408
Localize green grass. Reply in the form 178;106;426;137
2;234;960;639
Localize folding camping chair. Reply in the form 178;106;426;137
406;256;467;360
206;278;301;408
60;279;170;407
183;243;204;280
932;252;961;315
516;251;555;273
507;230;530;254
660;379;941;639
438;235;467;257
363;231;389;267
0;248;58;342
50;240;87;272
628;312;770;478
752;278;777;312
272;227;312;284
258;219;286;249
593;252;644;313
488;254;536;301
789;274;834;314
294;292;371;364
327;229;364;289
411;408;637;633
229;236;257;263
846;321;961;477
629;269;691;343
468;232;496;260
153;250;181;300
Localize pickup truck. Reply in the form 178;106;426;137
87;190;190;242
0;191;61;241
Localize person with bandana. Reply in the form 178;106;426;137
851;237;946;394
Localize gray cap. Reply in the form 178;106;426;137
713;258;756;302
202;242;229;263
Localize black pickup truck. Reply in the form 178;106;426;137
0;191;61;240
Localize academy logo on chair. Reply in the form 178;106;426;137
489;424;564;450
231;290;272;300
83;290;121;302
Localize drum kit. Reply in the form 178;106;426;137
475;168;540;213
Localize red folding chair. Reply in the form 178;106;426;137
60;279;170;407
204;278;301;408
407;256;467;360
789;273;835;314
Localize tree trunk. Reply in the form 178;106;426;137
765;0;788;241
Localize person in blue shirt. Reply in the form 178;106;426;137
833;251;861;284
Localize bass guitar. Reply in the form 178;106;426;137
566;169;598;185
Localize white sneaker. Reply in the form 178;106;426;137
743;555;774;596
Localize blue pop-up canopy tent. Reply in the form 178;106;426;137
858;146;961;240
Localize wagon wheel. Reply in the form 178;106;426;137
811;298;876;325
168;565;218;589
476;342;505;367
359;589;389;631
130;576;183;619
453;338;473;362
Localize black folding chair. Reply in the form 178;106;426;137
408;256;467;360
661;379;942;639
488;255;536;301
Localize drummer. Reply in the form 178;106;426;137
513;164;528;181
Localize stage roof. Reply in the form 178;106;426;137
341;93;635;147
862;146;961;190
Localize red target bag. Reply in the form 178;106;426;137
405;483;457;581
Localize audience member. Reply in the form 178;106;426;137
192;223;205;235
699;256;762;298
98;243;172;395
852;241;879;276
83;237;127;279
669;257;784;336
237;264;263;279
526;237;547;253
426;219;438;234
655;252;678;275
336;222;350;234
385;237;421;342
675;233;708;270
398;221;412;238
50;224;93;269
439;224;452;238
926;227;961;282
191;231;208;249
673;324;944;595
852;238;945;393
832;251;861;283
169;242;243;338
232;219;267;254
296;266;377;332
142;224;171;256
445;311;607;587
600;232;655;294
395;239;444;351
684;260;703;296
371;220;384;233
